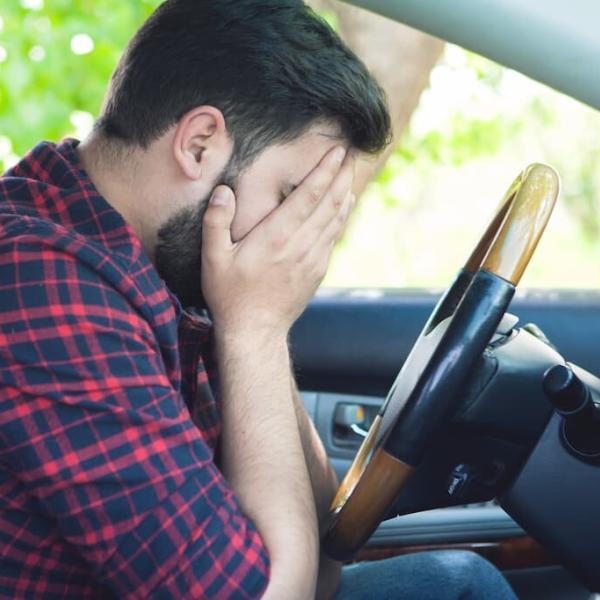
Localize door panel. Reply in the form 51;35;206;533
291;289;600;398
308;391;382;478
300;389;525;548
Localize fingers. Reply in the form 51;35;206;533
324;190;356;246
263;145;347;240
201;186;236;263
305;191;356;276
296;155;355;253
302;153;355;233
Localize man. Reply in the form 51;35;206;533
0;0;517;598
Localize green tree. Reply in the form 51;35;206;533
0;0;161;170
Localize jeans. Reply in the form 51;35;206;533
335;550;517;599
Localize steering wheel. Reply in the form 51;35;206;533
322;163;560;561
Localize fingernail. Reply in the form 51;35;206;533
334;147;346;164
210;188;230;206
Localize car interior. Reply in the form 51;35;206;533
290;1;600;599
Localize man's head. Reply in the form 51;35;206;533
90;0;391;307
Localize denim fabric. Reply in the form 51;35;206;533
336;550;517;599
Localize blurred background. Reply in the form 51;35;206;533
1;0;599;290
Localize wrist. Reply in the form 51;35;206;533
213;321;289;354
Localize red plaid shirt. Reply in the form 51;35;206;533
0;140;269;598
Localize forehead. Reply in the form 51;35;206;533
248;123;347;188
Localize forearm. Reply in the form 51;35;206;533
201;145;355;599
290;378;339;525
217;329;319;599
290;377;342;600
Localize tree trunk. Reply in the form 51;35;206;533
309;1;444;197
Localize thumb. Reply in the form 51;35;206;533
202;185;236;257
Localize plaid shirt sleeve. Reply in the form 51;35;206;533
0;228;269;597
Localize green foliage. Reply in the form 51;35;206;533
0;0;161;171
559;145;600;244
389;114;522;172
318;9;340;32
1;5;598;288
325;46;600;288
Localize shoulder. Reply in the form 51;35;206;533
0;224;180;403
0;211;171;317
0;216;134;295
0;222;152;336
0;218;182;376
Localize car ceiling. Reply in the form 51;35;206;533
342;0;600;110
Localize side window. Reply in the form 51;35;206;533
324;46;600;290
1;5;597;291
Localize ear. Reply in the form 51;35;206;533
172;106;230;181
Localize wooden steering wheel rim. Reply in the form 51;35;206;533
322;163;559;560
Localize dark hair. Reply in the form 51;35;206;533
97;0;391;165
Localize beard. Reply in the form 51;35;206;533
154;198;209;309
155;161;239;310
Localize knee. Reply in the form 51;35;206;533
430;550;515;599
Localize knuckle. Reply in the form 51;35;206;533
337;206;350;225
330;182;351;211
307;187;322;205
298;240;313;261
270;232;288;253
332;195;344;210
202;211;221;228
315;262;328;281
328;225;342;244
327;162;341;179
